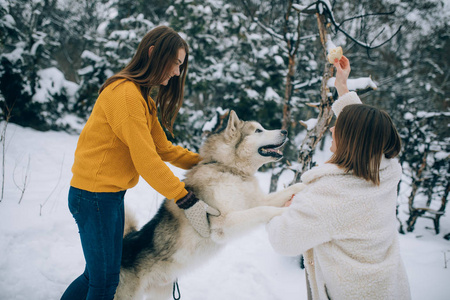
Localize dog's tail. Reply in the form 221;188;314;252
124;205;138;237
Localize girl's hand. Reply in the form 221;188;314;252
333;55;351;97
284;194;295;207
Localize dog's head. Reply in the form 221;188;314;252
200;111;287;174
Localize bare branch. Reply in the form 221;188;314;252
240;0;287;44
340;11;397;26
293;4;302;56
294;0;402;51
40;154;65;216
1;99;15;202
13;155;31;204
292;13;336;183
292;76;322;89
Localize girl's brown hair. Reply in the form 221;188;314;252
328;104;401;185
99;26;189;135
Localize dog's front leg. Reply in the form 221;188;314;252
262;182;306;207
210;206;286;243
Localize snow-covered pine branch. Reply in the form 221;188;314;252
327;76;378;92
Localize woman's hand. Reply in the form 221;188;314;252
176;191;221;237
284;194;295;207
333;55;351;97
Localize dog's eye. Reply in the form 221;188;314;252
255;129;263;133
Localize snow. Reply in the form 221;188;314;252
292;4;310;12
202;107;228;132
1;43;25;64
32;68;79;104
30;32;47;56
109;30;135;41
56;114;86;133
435;151;449;160
274;55;284;65
97;20;109;36
0;123;449;300
2;14;16;29
264;87;281;102
326;35;338;52
299;118;318;130
81;50;102;62
417;111;450;118
404;112;415;120
77;65;94;76
245;88;259;99
328;76;378;91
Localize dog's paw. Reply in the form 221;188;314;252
290;182;306;194
270;207;288;218
264;207;288;223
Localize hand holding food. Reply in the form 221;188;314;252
333;55;351;97
327;46;343;64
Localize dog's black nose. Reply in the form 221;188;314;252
281;130;287;136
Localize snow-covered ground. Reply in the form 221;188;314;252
0;123;449;300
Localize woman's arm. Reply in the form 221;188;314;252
150;115;201;170
331;55;362;117
266;194;332;256
333;55;350;97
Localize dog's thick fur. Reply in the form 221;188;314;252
115;111;305;300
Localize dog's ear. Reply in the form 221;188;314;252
224;110;241;139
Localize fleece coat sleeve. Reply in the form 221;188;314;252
266;192;333;256
331;91;362;117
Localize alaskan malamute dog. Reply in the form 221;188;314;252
115;111;305;299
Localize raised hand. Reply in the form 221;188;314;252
333;55;351;97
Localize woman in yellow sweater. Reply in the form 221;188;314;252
61;26;219;300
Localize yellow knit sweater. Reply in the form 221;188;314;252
70;79;200;201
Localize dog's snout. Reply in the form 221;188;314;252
281;130;287;136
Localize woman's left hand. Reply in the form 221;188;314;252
177;191;221;237
333;55;351;97
284;194;295;207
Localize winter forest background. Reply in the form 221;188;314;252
0;0;449;297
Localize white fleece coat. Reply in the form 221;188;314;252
267;92;411;300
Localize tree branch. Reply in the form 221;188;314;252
240;0;285;42
293;0;402;51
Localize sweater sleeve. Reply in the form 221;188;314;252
149;111;201;170
101;81;189;201
266;193;333;256
112;115;188;200
331;91;362;117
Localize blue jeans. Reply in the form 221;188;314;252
61;187;126;300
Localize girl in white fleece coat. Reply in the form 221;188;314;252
266;56;411;300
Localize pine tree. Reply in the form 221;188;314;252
0;0;85;130
166;0;291;149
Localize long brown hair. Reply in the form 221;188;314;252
99;26;189;135
328;104;401;185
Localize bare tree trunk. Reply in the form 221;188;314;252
282;55;295;130
406;148;428;232
291;13;335;183
1;120;7;202
269;169;281;193
270;0;301;192
281;0;301;131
